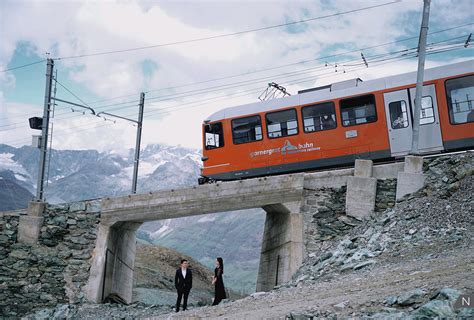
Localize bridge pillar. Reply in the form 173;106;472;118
345;159;377;220
396;156;425;200
86;221;141;303
256;201;303;292
18;201;45;244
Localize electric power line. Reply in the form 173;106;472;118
1;86;265;145
1;22;471;124
53;79;94;110
115;45;474;120
0;44;417;130
1;37;471;133
0;59;47;73
84;22;474;106
93;33;472;112
3;44;470;147
55;1;402;61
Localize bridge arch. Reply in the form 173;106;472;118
85;174;305;303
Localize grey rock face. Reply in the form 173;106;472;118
412;300;455;318
396;289;425;306
434;287;462;302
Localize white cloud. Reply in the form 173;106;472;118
0;92;44;147
1;0;472;151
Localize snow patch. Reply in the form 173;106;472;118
198;215;216;223
181;153;202;165
107;148;130;157
0;153;30;177
151;224;173;239
14;173;27;181
112;160;121;167
122;160;167;179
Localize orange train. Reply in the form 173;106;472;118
199;60;474;184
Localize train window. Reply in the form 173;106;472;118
419;96;435;125
205;122;224;150
389;100;409;129
445;75;474;124
302;102;337;132
340;94;377;127
266;109;298;138
232;115;263;144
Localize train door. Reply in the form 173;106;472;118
383;84;443;156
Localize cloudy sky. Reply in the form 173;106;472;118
0;0;472;152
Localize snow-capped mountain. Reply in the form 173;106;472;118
0;143;202;207
0;143;264;293
0;170;34;211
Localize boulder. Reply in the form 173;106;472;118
397;289;425;306
412;300;455;318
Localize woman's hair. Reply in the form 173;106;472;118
217;257;224;274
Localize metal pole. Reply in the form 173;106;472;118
275;254;280;286
36;58;54;201
410;0;431;155
131;92;145;194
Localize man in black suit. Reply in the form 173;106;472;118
175;259;192;312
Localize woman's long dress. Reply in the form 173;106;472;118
212;267;226;305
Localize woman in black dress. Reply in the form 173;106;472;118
212;257;226;305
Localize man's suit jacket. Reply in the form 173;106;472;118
175;268;192;292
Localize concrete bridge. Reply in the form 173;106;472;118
11;156;425;306
89;174;306;303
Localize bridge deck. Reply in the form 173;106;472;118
100;174;305;225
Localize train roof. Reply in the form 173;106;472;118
206;59;474;122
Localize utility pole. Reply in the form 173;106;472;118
410;0;431;155
96;93;145;194
131;92;145;194
36;58;54;201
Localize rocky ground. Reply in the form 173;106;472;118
22;152;474;319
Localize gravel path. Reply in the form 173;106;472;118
156;246;473;319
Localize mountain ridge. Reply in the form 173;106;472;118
0;143;264;294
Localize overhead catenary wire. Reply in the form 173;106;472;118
47;46;468;137
2;43;470;147
82;33;474;114
1;22;472;124
47;45;465;134
53;79;94;111
0;59;47;73
0;44;429;130
35;44;474;139
341;34;471;67
1;86;266;145
84;22;474;105
91;35;474;112
0;50;372;127
1;33;471;128
0;45;470;135
0;37;471;134
0;0;468;149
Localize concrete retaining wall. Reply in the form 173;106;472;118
300;161;403;262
